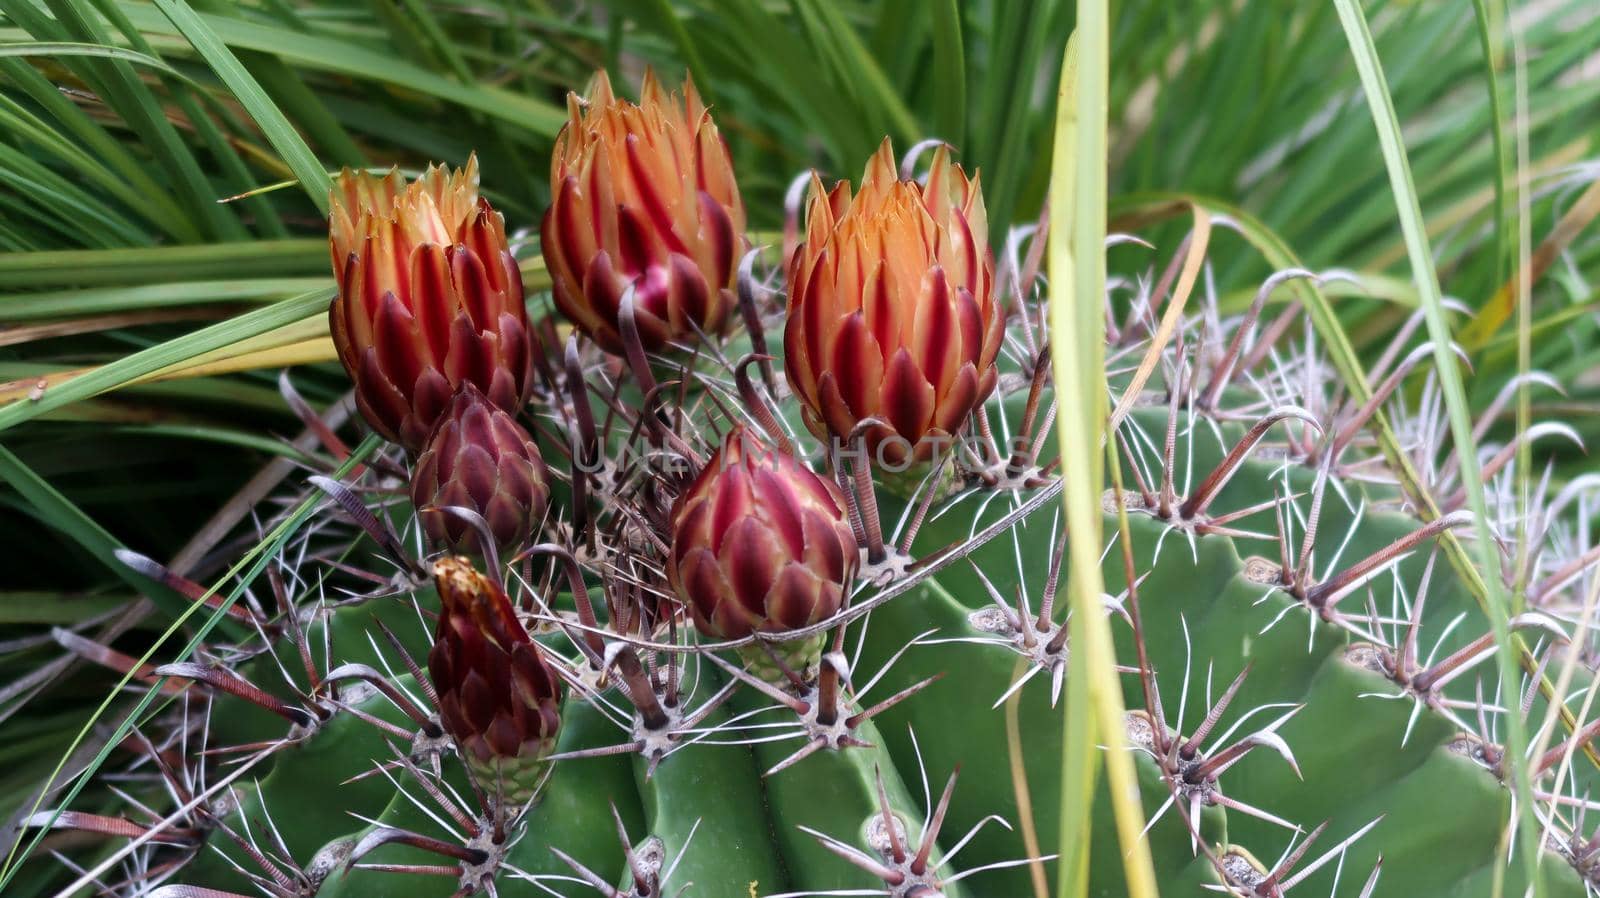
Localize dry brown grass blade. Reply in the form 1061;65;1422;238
1005;654;1051;898
0;323;333;405
1107;203;1211;432
1462;172;1600;347
0;307;235;348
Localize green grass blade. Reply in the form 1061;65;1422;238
26;0;246;240
240;50;367;171
0;436;381;890
82;0;287;239
642;0;715;100
0;446;193;623
0;289;329;433
0;239;326;288
804;0;920;143
0;277;327;321
1332;2;1541;895
0;57;199;243
1050;19;1158;898
152;0;332;210
0;40;179;72
1471;0;1511;289
1052;33;1096;894
928;0;965;146
0;91;183;243
118;4;565;136
0;142;147;247
975;1;1062;244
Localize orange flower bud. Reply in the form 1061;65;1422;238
542;70;746;354
328;156;534;453
784;140;1002;468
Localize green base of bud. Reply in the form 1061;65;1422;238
875;454;960;501
464;751;554;808
736;633;828;686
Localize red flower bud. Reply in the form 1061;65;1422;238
667;428;857;644
428;557;563;804
410;383;551;558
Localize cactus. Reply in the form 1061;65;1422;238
23;101;1600;898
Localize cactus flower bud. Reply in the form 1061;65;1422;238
541;70;746;354
667;427;858;679
410;383;551;557
328;156;534;453
784;139;1002;469
428;556;562;804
